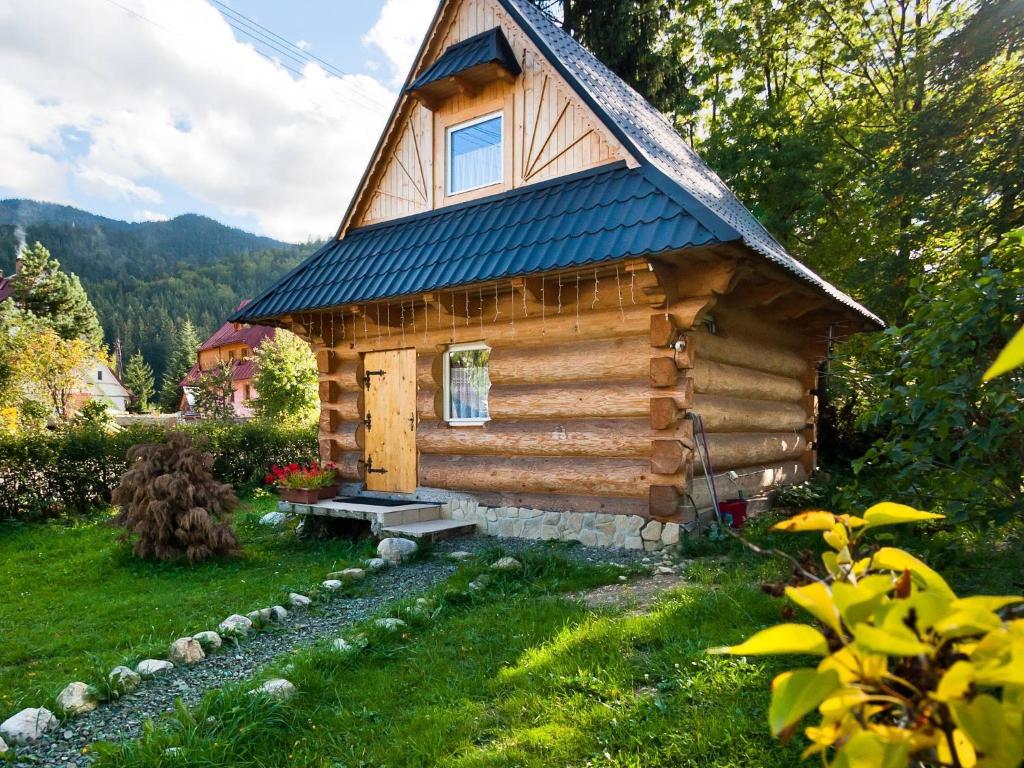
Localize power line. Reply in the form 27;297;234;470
206;0;393;112
99;0;394;116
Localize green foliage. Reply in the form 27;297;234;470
712;505;1024;768
845;230;1024;522
158;317;200;413
0;421;316;521
250;329;319;427
9;241;103;345
122;351;154;413
191;362;235;421
73;398;116;431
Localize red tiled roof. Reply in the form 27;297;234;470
0;276;12;303
198;301;276;352
181;358;257;386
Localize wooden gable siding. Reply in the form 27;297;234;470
351;0;631;228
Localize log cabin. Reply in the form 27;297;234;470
232;0;882;550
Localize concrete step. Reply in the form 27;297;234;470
381;519;477;541
373;505;444;526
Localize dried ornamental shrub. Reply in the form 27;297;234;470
112;431;242;563
709;504;1024;768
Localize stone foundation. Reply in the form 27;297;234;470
442;499;680;552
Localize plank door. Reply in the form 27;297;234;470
362;348;417;492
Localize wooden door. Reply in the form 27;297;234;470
362;348;417;492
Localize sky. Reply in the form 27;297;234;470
0;0;441;242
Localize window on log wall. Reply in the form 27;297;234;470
443;342;491;425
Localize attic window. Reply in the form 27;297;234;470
447;113;503;195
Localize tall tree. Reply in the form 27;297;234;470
10;241;103;345
14;325;96;420
250;330;319;427
192;362;236;421
158;317;201;413
123;351;155;413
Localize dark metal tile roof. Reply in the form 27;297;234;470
232;163;718;322
500;0;882;327
408;27;521;92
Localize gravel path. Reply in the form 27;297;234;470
11;536;653;766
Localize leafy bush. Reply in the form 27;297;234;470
832;230;1024;522
112;432;241;563
711;504;1024;768
0;421;316;521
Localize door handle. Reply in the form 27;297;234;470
363;412;372;431
408;415;415;431
364;457;387;475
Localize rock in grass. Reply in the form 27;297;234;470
656;565;676;576
192;631;222;653
56;682;98;716
377;537;418;563
365;557;388;571
108;666;141;695
374;617;407;631
468;575;490;591
1;707;58;745
259;511;289;526
168;637;205;665
218;614;253;636
327;567;365;581
270;605;288;622
447;551;472;561
322;579;342;590
332;638;355;653
254;679;295;700
0;735;7;752
136;659;174;678
490;556;522;572
289;593;312;608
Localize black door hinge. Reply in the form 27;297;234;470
363;369;385;388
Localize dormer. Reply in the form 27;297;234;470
343;0;632;230
406;28;521;111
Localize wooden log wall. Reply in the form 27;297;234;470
308;264;697;516
304;253;829;525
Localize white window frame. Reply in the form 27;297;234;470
446;112;504;196
442;341;491;426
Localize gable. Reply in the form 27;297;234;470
347;0;633;229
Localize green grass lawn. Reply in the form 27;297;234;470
94;549;802;768
0;493;375;716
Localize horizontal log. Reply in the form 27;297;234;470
314;446;361;481
692;394;809;433
414;418;691;458
419;379;693;421
417;455;686;498
688;460;807;510
323;396;360;422
697;431;808;472
710;306;808;350
318;420;360;453
416;337;679;388
691;358;805;402
319;359;360;392
688;329;809;379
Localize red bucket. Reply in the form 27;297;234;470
719;499;748;529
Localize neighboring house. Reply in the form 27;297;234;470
233;0;882;545
69;361;132;414
2;272;130;414
181;304;275;418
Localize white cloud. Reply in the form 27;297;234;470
363;0;439;84
0;0;398;241
133;210;170;222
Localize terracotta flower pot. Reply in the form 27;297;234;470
318;484;339;500
278;487;322;505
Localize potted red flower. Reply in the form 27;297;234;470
264;462;339;504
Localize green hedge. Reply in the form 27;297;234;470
0;421;318;521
